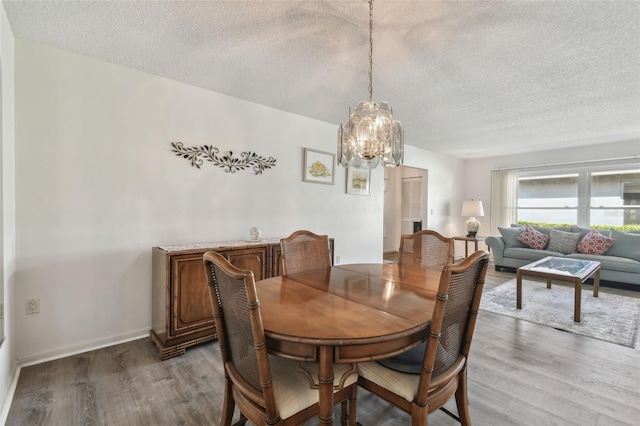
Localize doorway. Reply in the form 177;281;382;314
384;166;428;257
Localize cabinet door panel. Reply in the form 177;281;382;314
225;248;267;281
171;254;213;336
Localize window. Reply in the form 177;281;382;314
516;164;640;230
517;173;579;225
590;170;640;228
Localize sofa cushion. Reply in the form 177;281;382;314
577;231;615;255
567;253;640;274
504;247;565;261
547;229;581;254
499;226;527;248
605;230;640;262
516;226;549;250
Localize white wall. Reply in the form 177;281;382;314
9;39;466;366
0;1;16;417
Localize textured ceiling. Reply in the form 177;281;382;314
4;0;640;159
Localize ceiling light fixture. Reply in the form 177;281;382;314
337;0;404;169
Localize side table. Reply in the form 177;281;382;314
453;236;486;258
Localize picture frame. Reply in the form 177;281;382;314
303;148;335;185
346;166;371;195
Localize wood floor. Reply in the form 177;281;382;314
7;265;640;425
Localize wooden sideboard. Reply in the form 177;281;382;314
150;238;334;359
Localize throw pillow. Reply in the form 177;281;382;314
516;226;549;250
605;230;640;262
577;231;615;255
498;226;527;248
547;229;581;254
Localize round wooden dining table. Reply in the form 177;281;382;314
255;263;441;425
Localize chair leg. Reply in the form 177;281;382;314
411;403;428;426
349;386;358;426
454;369;471;426
341;401;347;425
221;379;235;426
232;415;247;426
339;386;358;426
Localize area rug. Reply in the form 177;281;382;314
480;280;640;348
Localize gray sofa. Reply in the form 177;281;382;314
485;225;640;286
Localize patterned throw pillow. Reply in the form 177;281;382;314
516;226;549;250
547;229;581;254
577;231;615;255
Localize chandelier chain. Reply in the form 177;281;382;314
368;0;373;102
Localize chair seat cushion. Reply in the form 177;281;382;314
270;355;357;420
358;361;420;402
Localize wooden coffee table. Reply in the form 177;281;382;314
516;256;601;322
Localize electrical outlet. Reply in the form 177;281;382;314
26;298;40;315
336;255;341;264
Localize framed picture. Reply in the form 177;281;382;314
303;148;335;185
346;167;371;195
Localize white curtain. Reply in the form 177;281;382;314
490;169;518;234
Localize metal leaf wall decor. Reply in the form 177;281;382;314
170;142;277;175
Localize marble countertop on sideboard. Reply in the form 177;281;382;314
157;238;282;252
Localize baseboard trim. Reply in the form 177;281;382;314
17;328;149;367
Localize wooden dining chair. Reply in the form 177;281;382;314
397;230;454;269
357;250;490;426
203;251;357;426
280;230;332;275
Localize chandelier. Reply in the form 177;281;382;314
337;0;404;169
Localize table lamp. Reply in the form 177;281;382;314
461;200;484;238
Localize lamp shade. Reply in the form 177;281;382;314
461;200;484;217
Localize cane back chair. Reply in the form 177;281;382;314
280;230;332;275
358;250;490;425
397;230;454;270
203;251;357;426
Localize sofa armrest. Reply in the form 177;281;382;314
485;236;505;266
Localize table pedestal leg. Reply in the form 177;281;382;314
318;346;334;425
